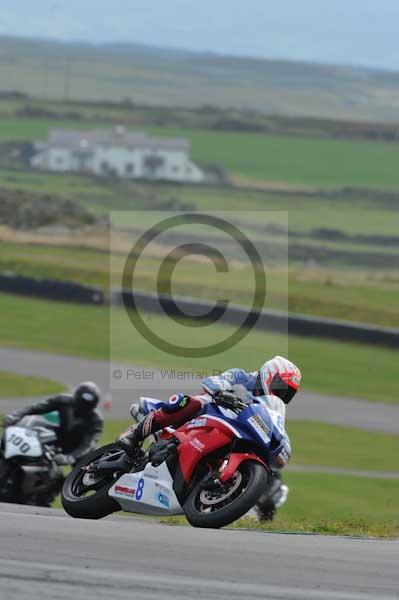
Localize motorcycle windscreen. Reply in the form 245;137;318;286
43;411;60;426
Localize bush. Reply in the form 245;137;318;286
0;188;99;230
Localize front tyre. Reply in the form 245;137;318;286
0;457;21;502
184;460;267;529
62;444;123;519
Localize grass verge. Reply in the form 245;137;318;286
0;293;398;403
161;473;399;539
289;421;399;472
0;370;65;397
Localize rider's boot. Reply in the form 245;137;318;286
254;470;289;522
118;395;204;457
117;412;159;457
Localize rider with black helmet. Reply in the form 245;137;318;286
3;381;103;465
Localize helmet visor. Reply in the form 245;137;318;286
270;374;297;404
81;392;97;403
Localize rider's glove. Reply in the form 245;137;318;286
2;413;20;427
54;453;76;466
213;390;246;413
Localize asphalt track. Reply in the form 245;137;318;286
1;347;399;434
0;503;398;600
1;349;398;599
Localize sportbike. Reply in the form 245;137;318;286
0;413;64;506
62;392;286;528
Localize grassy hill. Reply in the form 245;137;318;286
2;35;399;122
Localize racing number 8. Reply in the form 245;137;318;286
136;478;145;500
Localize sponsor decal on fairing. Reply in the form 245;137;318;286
115;485;136;497
247;414;271;444
187;417;207;429
155;491;170;508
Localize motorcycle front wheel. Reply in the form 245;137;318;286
184;460;267;529
62;444;126;519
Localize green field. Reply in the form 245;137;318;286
0;293;397;403
0;370;64;397
288;422;399;472
0;168;109;199
2;117;399;189
164;474;399;538
1;159;399;331
234;473;399;538
151;126;399;189
1;238;398;327
1;168;399;238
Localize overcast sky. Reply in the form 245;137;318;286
1;0;399;71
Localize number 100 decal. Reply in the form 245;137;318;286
9;433;30;454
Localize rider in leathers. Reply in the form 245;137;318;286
3;382;103;466
118;356;301;520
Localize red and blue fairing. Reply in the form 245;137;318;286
168;400;283;500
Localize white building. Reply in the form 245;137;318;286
31;127;205;183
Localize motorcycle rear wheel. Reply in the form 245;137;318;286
62;444;124;519
184;460;267;529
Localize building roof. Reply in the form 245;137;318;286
40;127;190;152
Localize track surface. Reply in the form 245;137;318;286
1;347;399;433
0;503;397;600
1;349;398;599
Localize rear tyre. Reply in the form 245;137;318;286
62;444;124;519
184;460;267;529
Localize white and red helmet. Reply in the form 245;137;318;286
259;356;301;404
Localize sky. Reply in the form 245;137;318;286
1;0;399;71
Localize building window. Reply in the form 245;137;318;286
56;157;64;165
101;161;110;174
144;154;165;174
125;162;134;175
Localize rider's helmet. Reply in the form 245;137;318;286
258;356;301;404
73;381;101;413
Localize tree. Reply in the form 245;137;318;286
144;154;165;177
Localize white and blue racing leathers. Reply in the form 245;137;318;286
138;368;292;468
202;369;291;468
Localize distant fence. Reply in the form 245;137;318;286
111;289;399;349
0;273;104;305
1;273;398;348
